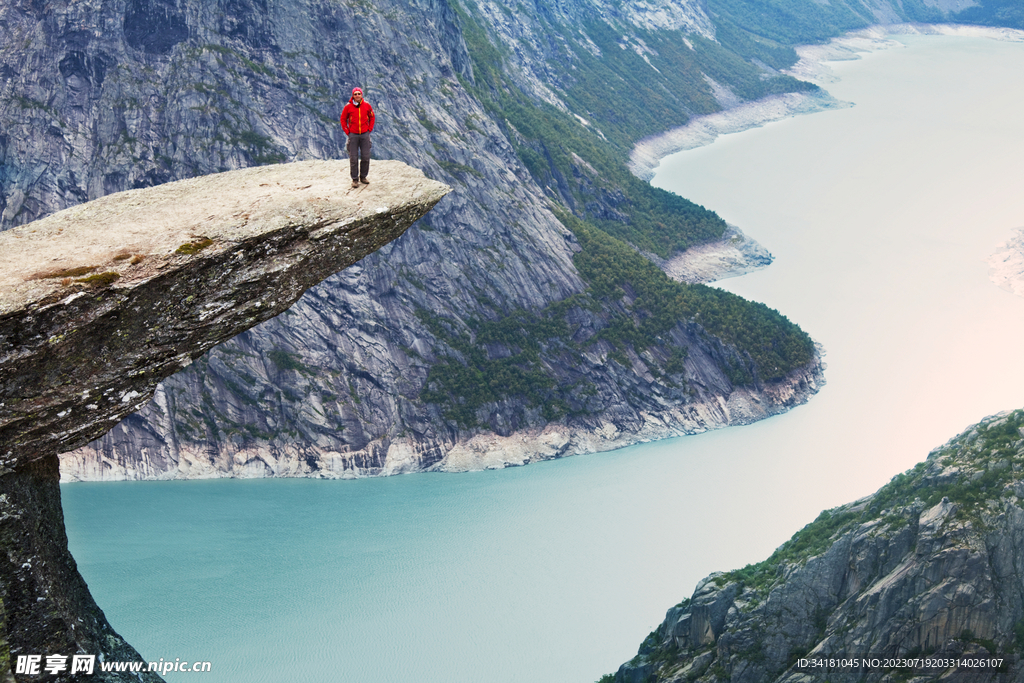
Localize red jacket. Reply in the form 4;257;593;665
340;98;375;135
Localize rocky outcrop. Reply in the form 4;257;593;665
613;409;1024;683
651;225;774;286
2;160;448;465
0;159;448;680
989;228;1024;300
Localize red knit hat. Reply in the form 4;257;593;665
352;87;363;96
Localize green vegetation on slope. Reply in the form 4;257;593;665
548;21;815;149
418;303;594;427
722;409;1024;594
419;209;815;426
955;0;1024;29
564;211;813;383
455;1;729;258
416;1;819;427
704;0;1024;50
705;0;873;45
710;17;802;70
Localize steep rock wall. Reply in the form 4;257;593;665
613;410;1024;683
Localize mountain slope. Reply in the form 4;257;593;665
0;0;826;480
611;410;1024;682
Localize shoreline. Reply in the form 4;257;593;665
628;89;851;183
630;23;1024;185
428;357;824;474
59;356;825;481
631;22;1024;296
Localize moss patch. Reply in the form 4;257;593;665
175;238;214;255
74;271;121;287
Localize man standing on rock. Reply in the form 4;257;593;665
340;87;375;188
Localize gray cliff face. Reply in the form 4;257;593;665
0;160;447;680
0;0;591;478
0;0;830;482
614;410;1024;683
0;0;973;486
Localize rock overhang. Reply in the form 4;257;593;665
0;159;450;468
0;159;447;312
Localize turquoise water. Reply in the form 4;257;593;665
63;32;1024;683
63;433;812;682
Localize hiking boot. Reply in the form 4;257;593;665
359;177;370;185
351;179;359;188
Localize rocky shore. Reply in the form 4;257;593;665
61;353;823;479
430;358;823;473
651;225;774;286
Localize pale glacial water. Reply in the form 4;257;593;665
62;32;1024;683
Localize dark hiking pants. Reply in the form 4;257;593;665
348;132;371;179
